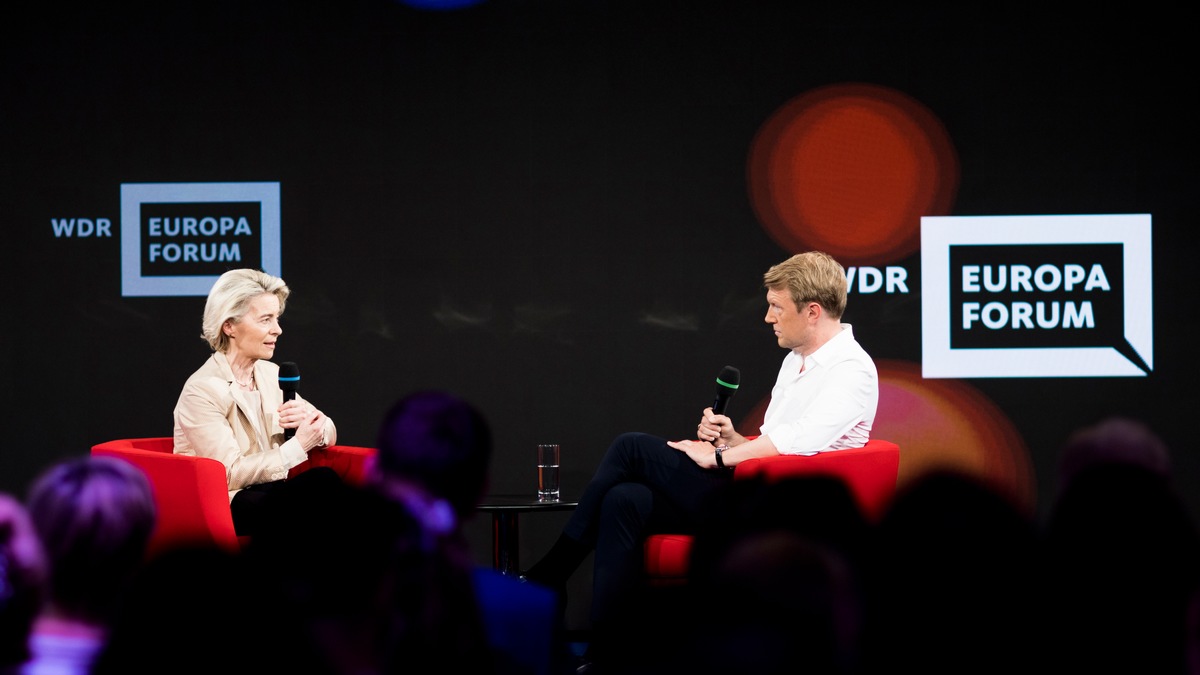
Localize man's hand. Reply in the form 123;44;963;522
697;407;744;447
666;438;719;469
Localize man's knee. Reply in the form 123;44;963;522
612;431;647;445
601;482;654;520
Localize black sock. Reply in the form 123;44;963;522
524;534;590;588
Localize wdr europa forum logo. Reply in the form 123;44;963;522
921;214;1152;378
120;182;281;297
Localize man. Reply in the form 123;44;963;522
523;250;879;670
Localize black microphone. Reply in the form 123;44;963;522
279;361;300;439
712;365;740;415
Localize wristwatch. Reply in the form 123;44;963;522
714;444;730;469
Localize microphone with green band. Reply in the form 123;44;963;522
712;365;740;415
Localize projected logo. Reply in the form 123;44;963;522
921;214;1152;378
120;182;281;297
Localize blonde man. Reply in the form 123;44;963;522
524;251;879;671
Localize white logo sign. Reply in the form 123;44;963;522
921;214;1152;378
121;182;281;297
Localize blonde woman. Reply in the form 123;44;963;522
173;268;337;536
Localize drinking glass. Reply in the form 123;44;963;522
537;444;560;502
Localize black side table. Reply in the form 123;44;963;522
476;494;578;576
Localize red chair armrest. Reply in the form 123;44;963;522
644;438;901;586
733;439;900;520
92;441;239;555
289;445;378;485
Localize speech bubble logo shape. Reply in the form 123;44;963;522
922;214;1152;378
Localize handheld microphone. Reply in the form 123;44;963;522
279;362;300;439
712;365;740;415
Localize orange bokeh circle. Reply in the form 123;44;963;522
871;359;1035;513
747;83;959;266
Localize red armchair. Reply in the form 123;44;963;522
643;438;901;586
91;437;377;558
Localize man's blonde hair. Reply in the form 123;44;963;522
762;251;848;319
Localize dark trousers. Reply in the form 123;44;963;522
229;466;342;537
562;432;734;626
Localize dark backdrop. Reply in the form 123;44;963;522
4;1;1196;631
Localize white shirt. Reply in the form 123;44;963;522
759;324;878;455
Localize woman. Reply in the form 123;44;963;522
173;268;337;537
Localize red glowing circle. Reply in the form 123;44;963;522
747;83;959;265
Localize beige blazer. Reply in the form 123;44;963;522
173;352;336;501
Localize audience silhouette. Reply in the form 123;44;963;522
370;389;567;675
8;414;1200;675
668;474;872;675
245;460;496;674
93;542;328;674
0;494;46;673
20;456;157;675
859;468;1047;675
1043;417;1200;675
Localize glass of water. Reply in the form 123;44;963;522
537;444;560;502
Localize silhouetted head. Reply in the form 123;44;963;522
1056;416;1171;494
372;389;492;521
25;455;156;626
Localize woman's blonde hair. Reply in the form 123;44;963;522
200;269;289;352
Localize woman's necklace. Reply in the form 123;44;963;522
233;372;254;388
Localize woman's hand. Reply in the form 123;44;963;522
294;412;329;451
280;400;328;451
278;400;315;429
